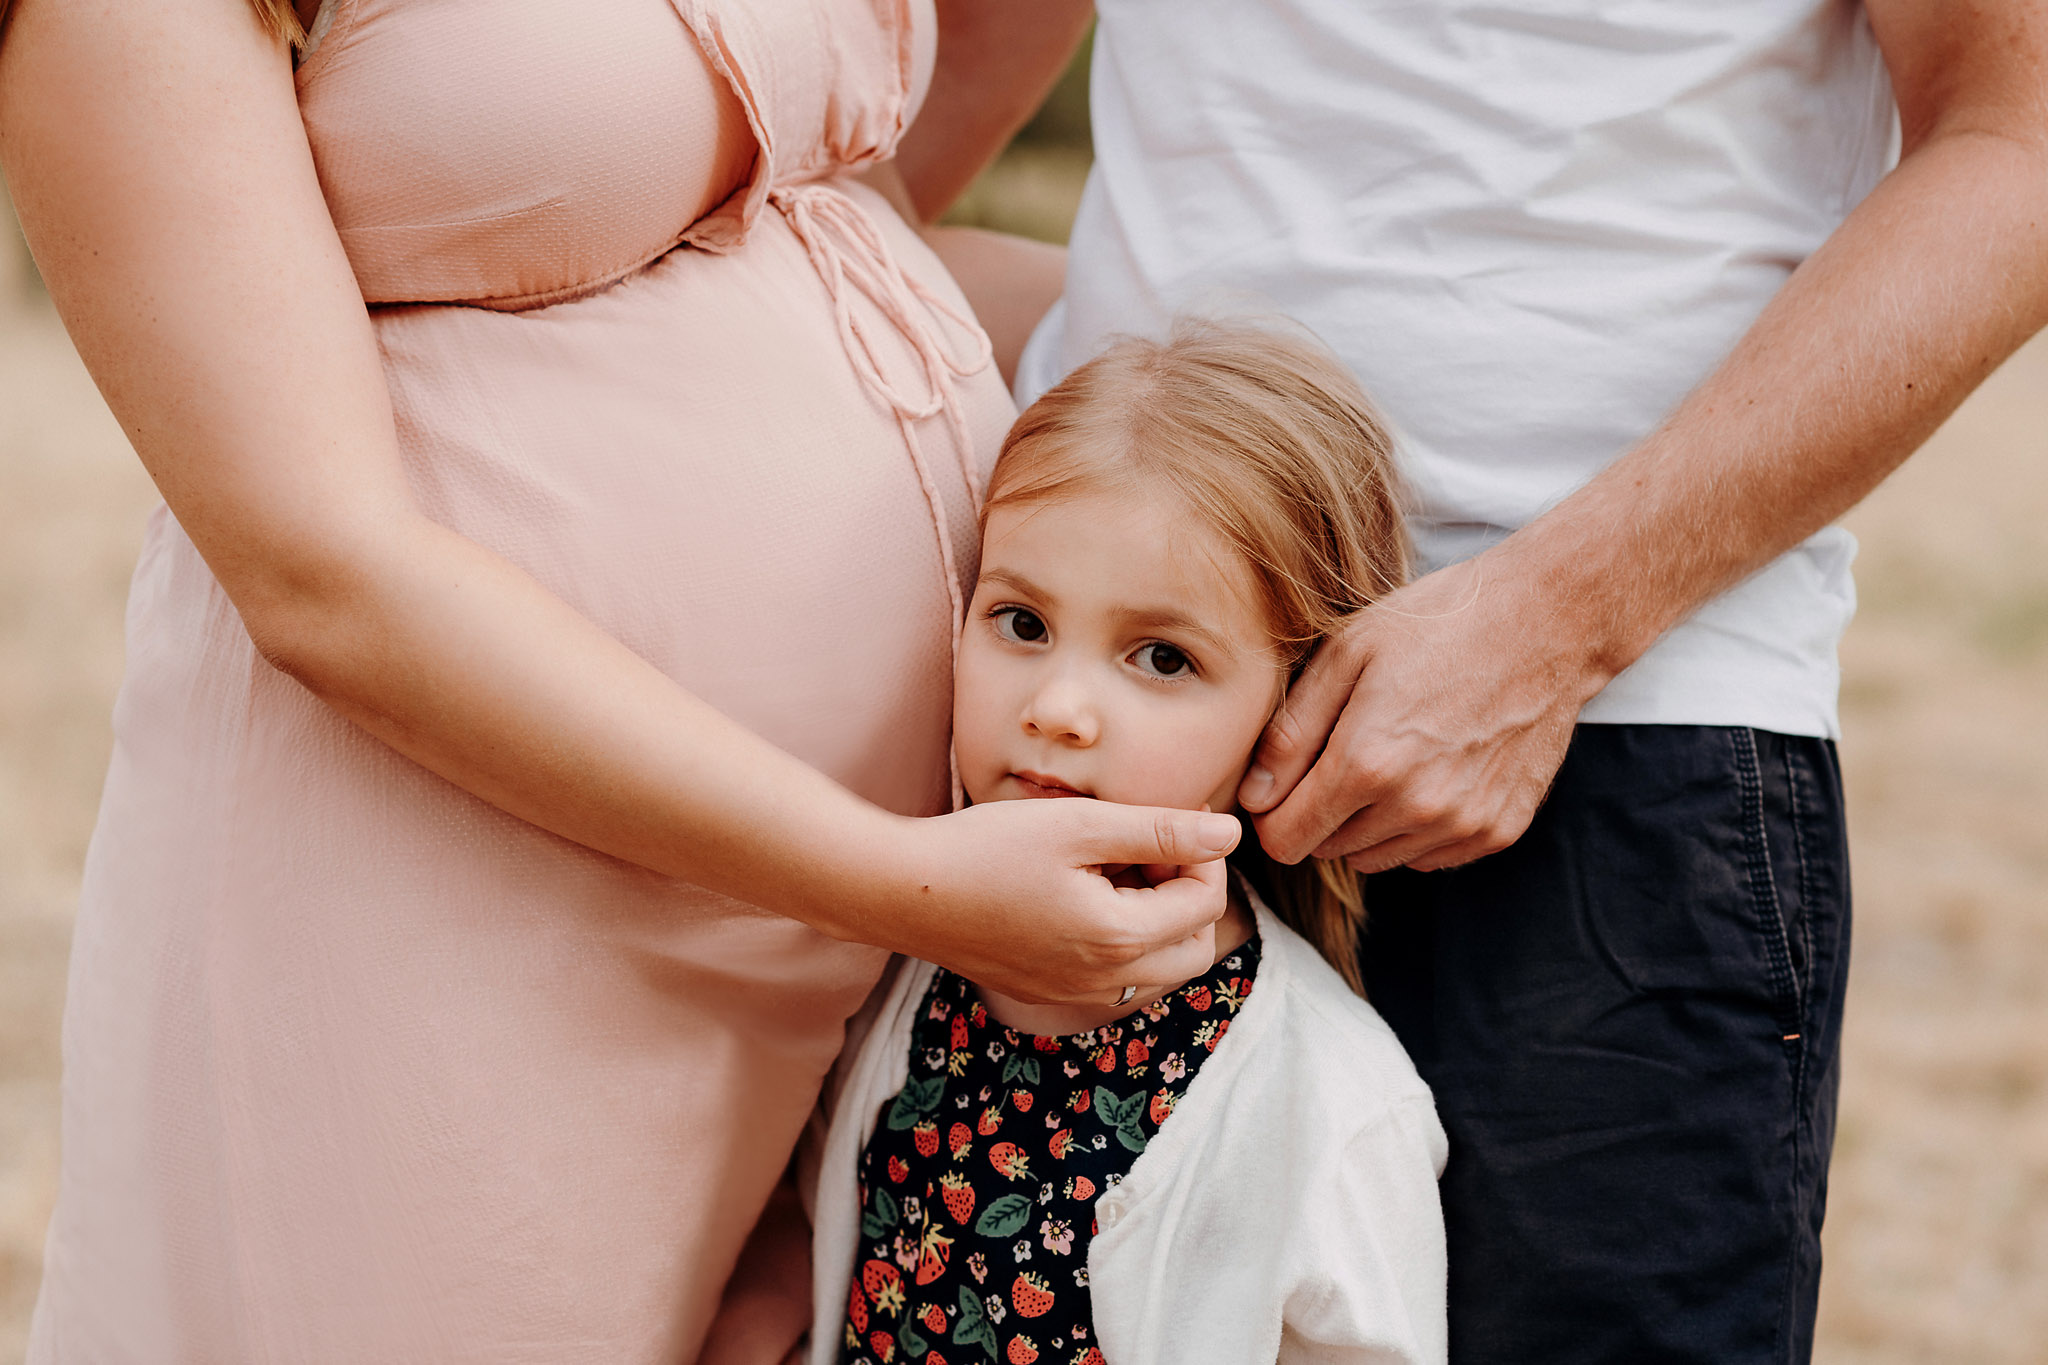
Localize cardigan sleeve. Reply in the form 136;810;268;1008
1277;1094;1449;1365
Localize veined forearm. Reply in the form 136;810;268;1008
893;0;1093;223
1501;120;2048;682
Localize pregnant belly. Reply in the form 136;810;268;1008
369;214;1004;818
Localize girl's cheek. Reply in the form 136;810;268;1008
1136;714;1245;808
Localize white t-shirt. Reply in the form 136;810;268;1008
1017;0;1898;738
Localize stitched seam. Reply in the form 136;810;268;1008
335;198;571;235
1735;728;1807;1365
1733;728;1802;1035
1782;742;1823;1364
1785;746;1816;1009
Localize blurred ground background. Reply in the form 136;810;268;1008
4;46;2046;1365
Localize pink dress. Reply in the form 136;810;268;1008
27;1;1010;1359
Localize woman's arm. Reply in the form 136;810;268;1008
0;0;1234;1000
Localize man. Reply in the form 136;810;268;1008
899;1;2048;1360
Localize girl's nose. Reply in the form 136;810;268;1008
1021;671;1100;746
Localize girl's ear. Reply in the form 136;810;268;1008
1264;667;1291;722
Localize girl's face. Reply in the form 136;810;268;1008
954;484;1290;815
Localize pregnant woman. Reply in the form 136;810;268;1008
0;0;1237;1358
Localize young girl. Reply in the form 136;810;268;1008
808;321;1448;1365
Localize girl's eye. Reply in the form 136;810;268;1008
992;606;1049;644
1132;642;1194;679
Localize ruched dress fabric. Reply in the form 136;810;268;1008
27;1;1011;1360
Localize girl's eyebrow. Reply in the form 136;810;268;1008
1110;605;1231;654
978;567;1053;604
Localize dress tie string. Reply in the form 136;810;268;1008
771;179;995;808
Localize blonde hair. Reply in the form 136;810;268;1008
991;318;1409;994
0;0;304;48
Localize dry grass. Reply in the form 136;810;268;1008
3;157;2046;1361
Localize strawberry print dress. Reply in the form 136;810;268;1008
835;939;1260;1365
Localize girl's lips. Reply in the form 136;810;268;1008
1012;771;1090;799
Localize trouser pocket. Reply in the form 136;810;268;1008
1361;724;1851;1365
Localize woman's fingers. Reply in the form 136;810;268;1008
1110;925;1221;998
913;798;1236;1002
1075;801;1241;868
1109;856;1229;989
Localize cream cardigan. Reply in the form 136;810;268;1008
807;896;1449;1364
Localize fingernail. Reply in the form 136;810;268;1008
1240;766;1273;808
1197;813;1240;852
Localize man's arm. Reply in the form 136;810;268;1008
1243;0;2048;872
893;0;1094;224
865;1;1093;382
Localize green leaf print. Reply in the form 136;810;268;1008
973;1192;1033;1239
953;1285;998;1357
1092;1085;1148;1153
899;1318;928;1357
860;1186;899;1240
886;1075;945;1130
1001;1053;1023;1084
1093;1087;1140;1129
1021;1056;1041;1085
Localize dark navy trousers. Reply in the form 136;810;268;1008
1362;725;1850;1364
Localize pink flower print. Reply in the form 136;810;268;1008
1160;1052;1187;1083
967;1251;989;1284
1040;1218;1075;1255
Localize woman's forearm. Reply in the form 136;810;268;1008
0;0;899;931
1;0;1235;999
269;511;905;928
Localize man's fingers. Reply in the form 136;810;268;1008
1250;738;1374;864
1238;634;1364;813
1341;832;1445;876
1400;833;1502;873
1311;804;1396;863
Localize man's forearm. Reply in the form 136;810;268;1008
1504;117;2048;686
894;0;1093;223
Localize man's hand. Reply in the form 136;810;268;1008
1237;553;1607;875
1241;0;2048;878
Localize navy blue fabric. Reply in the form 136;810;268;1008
1361;725;1850;1365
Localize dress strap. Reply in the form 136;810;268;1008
770;180;995;808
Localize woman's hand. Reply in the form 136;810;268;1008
841;799;1240;1003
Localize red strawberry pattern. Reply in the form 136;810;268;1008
835;940;1258;1364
